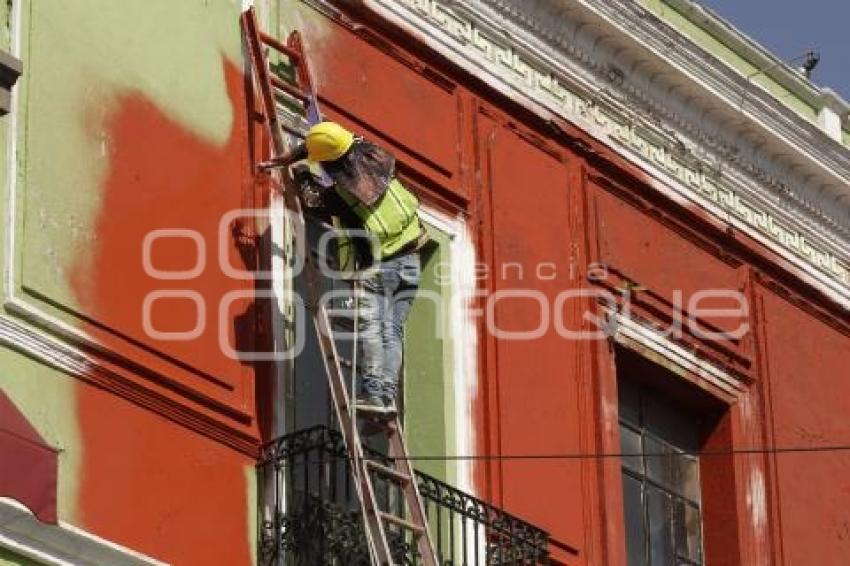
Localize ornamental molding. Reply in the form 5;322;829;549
603;308;745;400
0;499;167;566
362;0;850;306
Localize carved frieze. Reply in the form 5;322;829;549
374;0;850;301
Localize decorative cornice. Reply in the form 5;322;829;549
363;0;850;307
604;307;746;400
663;0;850;121
0;313;260;457
0;498;168;565
569;0;850;211
476;0;850;222
817;88;850;116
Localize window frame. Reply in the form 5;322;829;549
619;380;706;566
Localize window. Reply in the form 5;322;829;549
619;378;704;566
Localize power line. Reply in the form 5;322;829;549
267;444;850;463
400;444;850;461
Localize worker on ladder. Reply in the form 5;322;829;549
289;121;430;419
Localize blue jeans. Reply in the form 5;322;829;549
358;252;420;402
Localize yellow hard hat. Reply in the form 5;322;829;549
305;121;354;162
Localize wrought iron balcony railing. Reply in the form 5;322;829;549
259;425;550;565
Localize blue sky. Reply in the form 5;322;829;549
699;0;850;101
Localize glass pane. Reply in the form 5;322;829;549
620;424;643;473
618;379;641;426
676;454;701;503
622;474;646;566
647;486;673;566
644;394;699;451
645;435;676;490
674;499;703;564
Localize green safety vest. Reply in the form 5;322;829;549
334;178;423;272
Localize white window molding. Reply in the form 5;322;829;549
418;206;478;499
602;308;745;400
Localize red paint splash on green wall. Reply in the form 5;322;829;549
70;59;256;565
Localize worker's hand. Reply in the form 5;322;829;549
231;218;259;249
292;165;323;207
257;142;308;171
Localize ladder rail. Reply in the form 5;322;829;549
387;419;439;563
241;9;439;565
287;30;322;126
243;11;388;564
242;9;391;564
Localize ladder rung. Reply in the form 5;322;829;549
365;460;412;484
260;31;302;61
378;511;425;535
330;317;354;332
385;419;400;435
328;354;352;369
355;403;391;417
279;121;306;139
270;75;308;102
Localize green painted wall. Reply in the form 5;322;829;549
0;547;40;566
0;0;82;499
12;0;243;319
637;0;818;121
0;0;252;501
405;225;455;485
0;347;81;523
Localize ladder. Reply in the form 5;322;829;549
240;9;438;566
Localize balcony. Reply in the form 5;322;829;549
259;425;550;565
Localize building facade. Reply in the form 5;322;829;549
1;1;848;565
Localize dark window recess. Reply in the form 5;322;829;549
0;50;22;116
619;379;704;566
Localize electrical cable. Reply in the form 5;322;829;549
267;443;850;463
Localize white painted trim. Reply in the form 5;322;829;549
603;308;745;397
418;206;478;499
574;0;850;178
269;197;291;438
819;105;843;142
0;499;168;566
418;206;459;241
419;205;483;562
4;0;23;298
0;310;98;392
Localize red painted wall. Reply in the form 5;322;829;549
60;3;848;563
474;107;587;560
304;6;850;566
70;60;257;565
756;287;850;565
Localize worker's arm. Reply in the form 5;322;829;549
259;142;308;171
291;165;345;216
